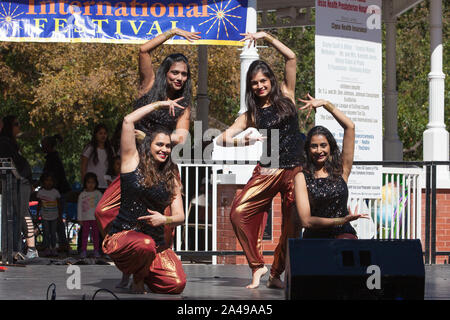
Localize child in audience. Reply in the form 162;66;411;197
37;172;61;257
77;172;103;258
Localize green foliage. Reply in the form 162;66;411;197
395;1;449;160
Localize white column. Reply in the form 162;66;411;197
383;2;403;160
239;0;259;115
423;0;449;184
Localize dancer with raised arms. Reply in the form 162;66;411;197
95;27;200;288
101;98;187;294
294;94;368;239
216;31;305;289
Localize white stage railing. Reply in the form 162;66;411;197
175;164;424;264
349;167;423;241
175;164;219;265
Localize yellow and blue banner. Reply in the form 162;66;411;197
0;0;247;45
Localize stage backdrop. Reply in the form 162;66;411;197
0;0;247;45
315;0;382;198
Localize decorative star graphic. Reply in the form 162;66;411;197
0;2;23;29
199;0;242;39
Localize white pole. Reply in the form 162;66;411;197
239;0;259;115
423;0;449;185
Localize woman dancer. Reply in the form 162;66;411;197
96;27;199;288
101;98;187;294
294;94;368;239
136;27;200;143
216;32;304;289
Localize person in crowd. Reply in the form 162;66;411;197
0;115;38;259
41;134;71;254
294;94;368;239
36;172;61;257
81;123;115;254
99;98;187;294
77;172;103;258
111;121;122;156
81;123;115;193
105;155;121;186
216;32;304;289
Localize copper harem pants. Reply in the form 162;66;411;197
230;164;302;278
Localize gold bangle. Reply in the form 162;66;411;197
324;102;335;113
152;101;164;110
165;216;173;225
163;29;176;39
264;33;276;44
334;217;345;227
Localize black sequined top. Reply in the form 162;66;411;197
109;168;171;246
302;173;356;238
137;104;186;133
255;105;304;168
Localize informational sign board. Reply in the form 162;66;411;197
315;0;382;198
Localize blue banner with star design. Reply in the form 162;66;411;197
0;0;247;45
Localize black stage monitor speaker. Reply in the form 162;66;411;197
285;239;425;300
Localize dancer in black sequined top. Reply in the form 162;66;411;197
102;98;188;294
216;32;304;290
294;94;368;239
98;27;199;289
136;27;201;144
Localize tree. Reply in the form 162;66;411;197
395;1;449;160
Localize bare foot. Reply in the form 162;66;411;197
116;273;130;289
266;275;284;289
131;277;147;294
246;266;268;289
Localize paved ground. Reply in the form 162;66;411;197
0;261;448;300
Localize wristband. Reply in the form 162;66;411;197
334;217;345;227
324;102;335;113
165;216;173;225
264;33;276;44
152;101;164;110
163;29;176;39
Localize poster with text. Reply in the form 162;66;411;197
315;0;382;198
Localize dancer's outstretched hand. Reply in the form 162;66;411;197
298;93;329;123
154;97;185;117
242;131;266;145
138;209;166;227
174;28;202;42
344;205;370;223
240;32;267;48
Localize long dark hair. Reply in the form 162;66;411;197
83;123;115;167
136;125;180;206
244;60;297;128
42;134;63;151
134;53;192;110
0;115;18;144
304;126;343;180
